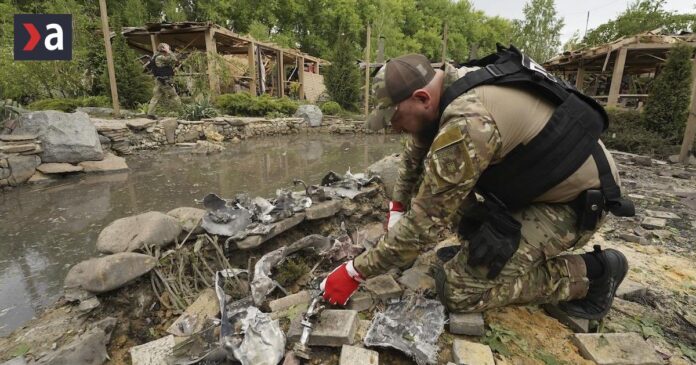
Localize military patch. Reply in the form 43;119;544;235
428;141;474;193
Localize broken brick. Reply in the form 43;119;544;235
287;309;358;347
364;274;403;301
339;345;378;365
452;339;495;365
269;290;311;312
448;312;485;336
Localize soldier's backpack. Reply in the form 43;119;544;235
439;44;633;224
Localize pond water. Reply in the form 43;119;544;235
0;134;403;337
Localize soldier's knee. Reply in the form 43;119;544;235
434;265;488;312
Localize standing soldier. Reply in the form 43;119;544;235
147;42;181;118
321;47;635;320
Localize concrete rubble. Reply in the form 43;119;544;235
339;345;378;365
448;312;486;336
287;309;359;347
452;339;495;365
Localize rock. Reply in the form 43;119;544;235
0;144;37;153
616;279;647;300
269;290;311;313
126;118;156;131
0;167;10;179
191;140;224;154
7;155;40;185
448;312;486;336
77;107;134;118
77;296;101;312
644;209;680;219
91;119;128;132
129;335;175;365
159;118;178;144
304;199;342;220
294;104;323;127
354;319;372;343
641;217;667;230
96;211;182;253
13;111;103;163
27;171;52;183
632;155;653;166
364;274;403;301
367;154;400;200
452;339;495;365
176;129;200;143
542;304;589;333
78;153;128;173
287;309;358;347
398;266;436;292
37;162;84;174
64;252;156;293
572;333;662;365
203;125;224;142
36;327;110;365
1;358;26;365
166;288;218;337
347;291;375;312
339;345;378;365
0;134;38;142
618;233;649;245
236;213;305;250
166;207;205;234
98;134;111;147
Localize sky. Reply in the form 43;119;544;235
470;0;695;43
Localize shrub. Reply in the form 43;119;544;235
179;98;219;121
324;34;362;111
604;108;676;157
215;92;299;117
28;96;111;112
320;101;342;115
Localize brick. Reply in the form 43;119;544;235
452;339;495;365
339;345;378;365
353;319;371;343
573;333;662;365
615;279;647;300
269;291;311;312
287;309;358;347
448;312;485;336
364;274;403;301
641;217;666;229
347;291;374;312
305;200;342;220
398;266;435;292
542;304;589;333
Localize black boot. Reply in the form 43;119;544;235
558;245;628;320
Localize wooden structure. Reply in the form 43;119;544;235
122;22;329;98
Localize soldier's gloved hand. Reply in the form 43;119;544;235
386;201;405;230
320;261;364;305
466;212;522;279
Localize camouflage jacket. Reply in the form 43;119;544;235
154;51;178;68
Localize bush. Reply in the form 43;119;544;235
603;108;677;157
179;98;219;121
27;96;111;112
320;101;342;115
215;92;299;117
324;34;362;111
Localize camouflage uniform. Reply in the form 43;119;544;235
354;64;601;312
147;52;181;115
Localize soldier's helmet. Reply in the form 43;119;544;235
157;43;171;53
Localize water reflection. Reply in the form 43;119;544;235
0;134;402;336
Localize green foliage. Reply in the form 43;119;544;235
275;256;310;288
603;108;676;157
215;92;298;117
320;101;343;115
28;96;111;112
512;0;564;63
179;98;219;120
324;34;362;111
105;25;153;108
642;44;693;143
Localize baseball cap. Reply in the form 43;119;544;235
366;54;436;131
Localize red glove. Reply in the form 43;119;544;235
386;201;405;230
320;261;364;305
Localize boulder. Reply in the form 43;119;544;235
367;154;400;200
294;104;323;127
37;162;84;174
35;327;110;365
13;111;103;163
64;252;156;293
96;211;182;253
159;118;178;144
7;155;40;185
79;153;128;173
166;207;205;234
126;118;156;131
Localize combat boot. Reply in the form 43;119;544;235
558;245;628;320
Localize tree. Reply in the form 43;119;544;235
512;0;564;63
104;24;153;108
324;34;362;111
642;44;694;143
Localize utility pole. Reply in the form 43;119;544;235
364;23;371;118
99;0;120;116
441;22;448;65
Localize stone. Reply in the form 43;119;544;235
366;154;400;200
304;199;342;220
236;213;305;250
347;291;375;312
632;155;653;166
36;327;110;365
64;252;156;293
572;333;662;365
339;345;378;365
177;129;200;143
618;233;649;245
203;125;224;142
364;274;403;301
7;155;40;185
616;279;647;300
27;171;52;183
269;290;311;312
13;111;103;163
398;266;436;292
641;217;667;229
91;119;128;132
1;358;26;365
287;309;358;347
0;144;36;153
96;211;183;253
37;162;84;174
542;304;589;333
353;222;385;250
77;296;101;312
0;158;7;168
191;140;224;154
159;118;178;144
166;207;205;234
0;134;38;142
77;107;135;118
354;319;372;343
448;312;486;336
129;335;175;365
0;167;9;179
166;288;218;337
294;104;323;127
644;209;680;219
126;118;156;131
452;339;495;365
78;153;128;173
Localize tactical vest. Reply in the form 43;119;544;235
151;54;174;78
439;44;634;218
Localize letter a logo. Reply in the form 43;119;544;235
14;14;72;60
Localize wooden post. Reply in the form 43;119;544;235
364;23;371;118
678;55;696;163
298;57;305;100
278;51;285;97
376;36;385;63
441;22;448;65
248;42;257;95
149;34;159;54
575;66;585;90
204;29;220;95
98;0;120;116
607;47;628;107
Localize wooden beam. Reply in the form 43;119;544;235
279;50;285;97
204;29;220;95
365;23;371;118
298;57;305;100
98;0;120;116
679;55;696;163
628;42;696;50
441;22;448;65
149;33;159;54
575;66;585;91
248;42;257;95
607;47;628;107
